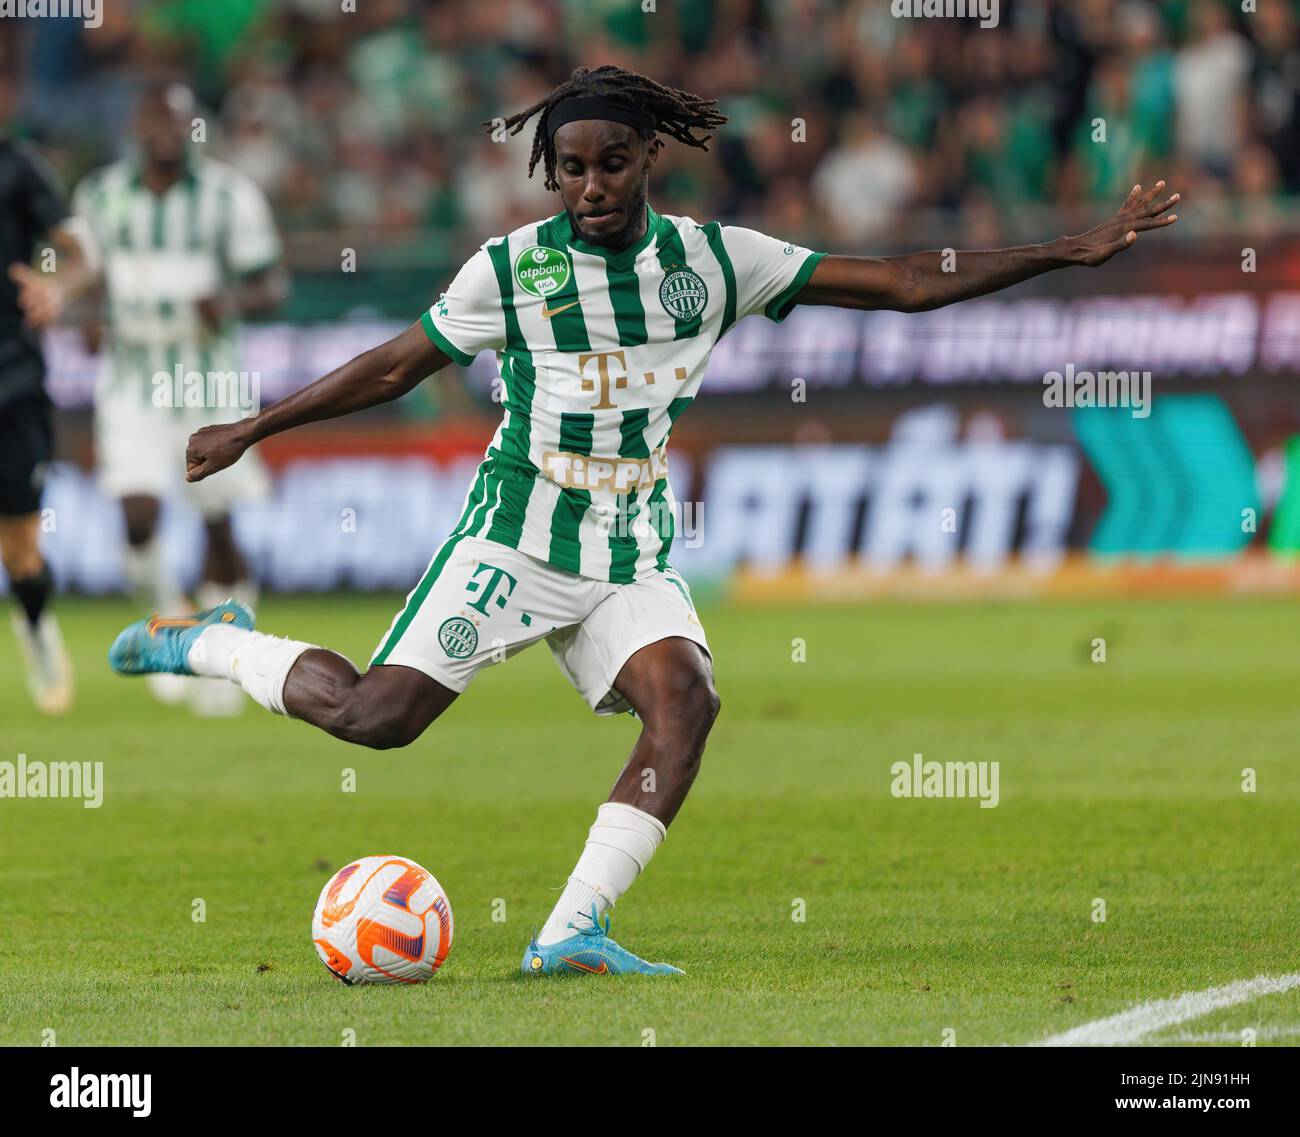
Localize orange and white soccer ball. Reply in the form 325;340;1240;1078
312;855;454;985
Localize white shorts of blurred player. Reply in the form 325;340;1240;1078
96;386;268;717
94;385;270;519
370;535;710;716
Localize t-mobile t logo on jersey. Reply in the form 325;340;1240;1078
49;1068;151;1117
575;350;688;410
464;562;518;616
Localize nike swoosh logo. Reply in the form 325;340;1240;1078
541;299;582;319
561;956;610;974
146;615;200;637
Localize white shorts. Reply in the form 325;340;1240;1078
369;535;710;715
95;386;269;520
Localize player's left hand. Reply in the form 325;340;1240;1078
8;262;65;327
1066;181;1180;267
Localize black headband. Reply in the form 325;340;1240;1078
546;95;657;142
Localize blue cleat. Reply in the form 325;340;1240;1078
108;600;254;677
521;905;684;976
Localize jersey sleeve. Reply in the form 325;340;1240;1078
418;244;508;365
721;226;826;324
223;170;282;276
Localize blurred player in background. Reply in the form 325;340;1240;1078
2;97;92;715
71;80;286;715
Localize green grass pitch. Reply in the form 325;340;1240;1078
1;594;1297;1046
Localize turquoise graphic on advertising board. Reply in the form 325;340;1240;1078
1073;395;1258;558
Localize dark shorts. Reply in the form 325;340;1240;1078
0;393;53;515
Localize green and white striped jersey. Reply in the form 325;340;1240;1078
423;203;825;583
72;155;281;402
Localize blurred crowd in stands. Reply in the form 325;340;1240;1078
4;0;1299;259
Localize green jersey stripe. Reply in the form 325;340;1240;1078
604;259;648;347
536;216;591;353
535;219;594;567
650;477;674;571
216;182;233;271
185;177;201;249
476;465;506;534
608;406;652;584
486;241;537;472
549;411;594;574
657;394;693;446
702;222;738;338
150;194;166;249
484;462;534;548
456;464;490;533
471;464;505;536
654;219;703;341
487;240;523;350
495;352;537;468
460;462;495;536
617;407;651;458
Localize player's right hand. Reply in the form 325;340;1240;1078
186;422;250;482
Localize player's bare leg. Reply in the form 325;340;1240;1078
1;511;73;714
109;589;459;745
281;655;458;749
604;636;721;826
525;636;720;975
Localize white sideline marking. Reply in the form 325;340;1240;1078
1032;974;1300;1047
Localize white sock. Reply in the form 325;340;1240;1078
123;539;184;614
536;802;666;945
187;627;315;717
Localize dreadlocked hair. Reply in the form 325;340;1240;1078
485;65;728;191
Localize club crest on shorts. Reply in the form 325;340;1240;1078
514;245;572;297
659;264;708;320
438;616;478;659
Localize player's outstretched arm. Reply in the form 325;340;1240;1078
185;321;450;483
797;180;1180;314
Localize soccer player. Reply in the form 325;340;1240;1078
73;81;286;715
2;129;93;715
109;66;1179;975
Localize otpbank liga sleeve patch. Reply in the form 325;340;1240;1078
513;244;572;297
722;226;826;324
420;245;509;366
